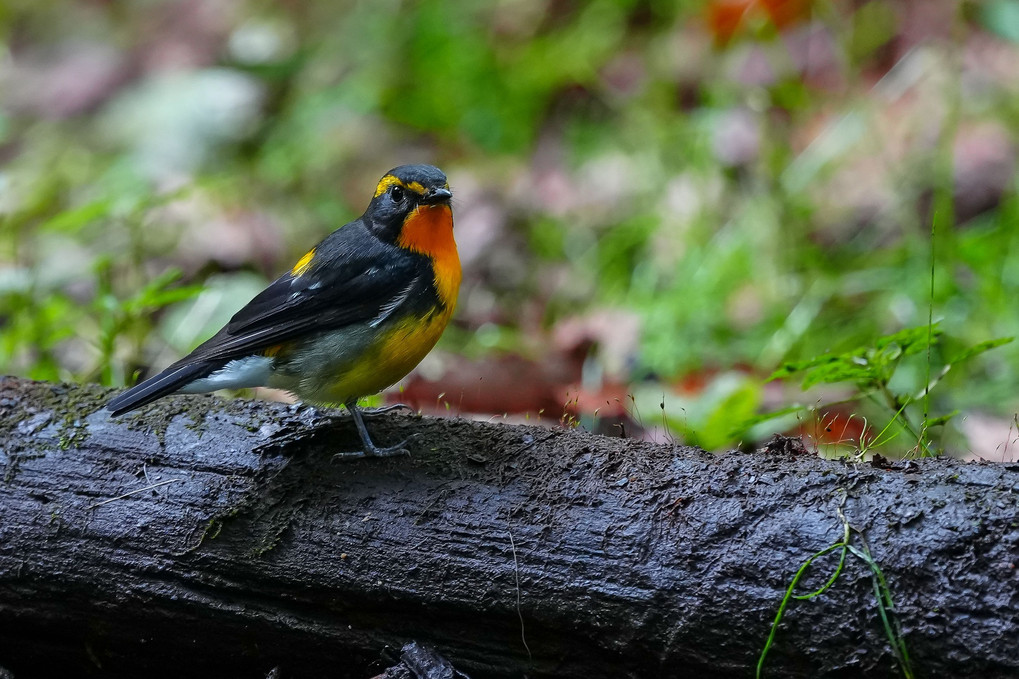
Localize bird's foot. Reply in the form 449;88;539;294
333;400;420;461
331;433;420;461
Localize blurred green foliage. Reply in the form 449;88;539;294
1;0;1017;455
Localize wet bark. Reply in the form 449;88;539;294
0;376;1018;679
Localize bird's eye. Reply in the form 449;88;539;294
390;185;406;202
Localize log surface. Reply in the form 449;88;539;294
1;376;1018;678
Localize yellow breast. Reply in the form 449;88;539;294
309;307;454;404
297;203;461;404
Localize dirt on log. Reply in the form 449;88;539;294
0;376;1018;679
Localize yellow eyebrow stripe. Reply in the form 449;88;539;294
291;248;316;277
373;175;427;198
374;175;402;197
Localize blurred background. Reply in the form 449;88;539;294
1;0;1017;459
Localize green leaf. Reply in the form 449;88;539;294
873;324;941;357
739;404;807;430
947;336;1014;365
768;354;840;381
700;379;761;450
39;199;113;233
772;324;944;391
924;411;959;428
123;269;203;313
801;360;877;390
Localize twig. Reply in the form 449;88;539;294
508;530;532;660
88;479;183;510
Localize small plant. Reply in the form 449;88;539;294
633;372;764;451
560;392;581;429
0;259;202;387
91;261;203;386
769;324;1013;457
757;491;913;678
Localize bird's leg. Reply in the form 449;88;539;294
332;401;415;460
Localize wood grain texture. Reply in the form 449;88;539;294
1;376;1018;678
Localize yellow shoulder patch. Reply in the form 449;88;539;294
291;248;316;277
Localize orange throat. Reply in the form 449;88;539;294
397;204;461;310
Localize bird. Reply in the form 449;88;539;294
107;164;461;457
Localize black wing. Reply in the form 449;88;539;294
193;226;428;360
108;222;430;414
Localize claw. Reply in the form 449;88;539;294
331;435;418;460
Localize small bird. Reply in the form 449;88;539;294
108;164;461;457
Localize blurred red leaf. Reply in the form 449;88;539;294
707;0;814;44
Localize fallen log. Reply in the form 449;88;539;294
0;376;1017;678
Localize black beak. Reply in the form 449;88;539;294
421;187;452;205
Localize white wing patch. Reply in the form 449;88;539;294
369;276;418;328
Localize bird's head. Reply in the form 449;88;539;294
365;164;453;245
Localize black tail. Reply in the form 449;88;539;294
107;360;222;415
